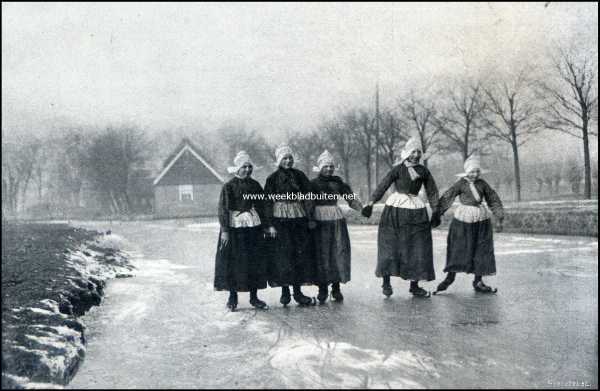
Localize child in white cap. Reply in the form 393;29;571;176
310;150;363;303
432;154;504;294
263;144;316;306
214;151;269;311
362;137;440;298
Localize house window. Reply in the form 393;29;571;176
179;185;194;201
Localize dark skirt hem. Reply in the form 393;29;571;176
442;266;497;277
313;219;352;285
266;217;316;286
375;206;435;281
445;218;497;276
374;272;435;281
214;284;268;292
213;226;268;291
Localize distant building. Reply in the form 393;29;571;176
153;138;224;218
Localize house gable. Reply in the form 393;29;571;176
154;141;224;187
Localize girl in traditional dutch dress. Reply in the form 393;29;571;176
264;144;316;306
432;155;504;294
310;150;363;303
361;137;440;298
214;151;269;311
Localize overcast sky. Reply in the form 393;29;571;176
2;2;598;140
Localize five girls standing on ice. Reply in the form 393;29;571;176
214;139;504;310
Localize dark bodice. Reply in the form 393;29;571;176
218;177;265;231
438;178;504;219
370;163;439;209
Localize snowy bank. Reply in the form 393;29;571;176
1;224;134;389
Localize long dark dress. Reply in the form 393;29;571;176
310;175;361;285
264;167;315;287
371;162;439;281
214;176;268;292
437;178;504;276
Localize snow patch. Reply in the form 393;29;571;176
269;338;437;388
496;247;597;255
94;233;128;250
505;236;597;246
1;373;64;389
185;222;221;230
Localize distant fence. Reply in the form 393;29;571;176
343;200;598;237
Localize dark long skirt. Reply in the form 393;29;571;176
375;206;435;281
444;218;496;276
214;226;268;292
312;218;351;284
266;217;314;287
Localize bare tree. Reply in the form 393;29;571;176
538;47;598;199
348;109;377;196
318;117;358;182
564;158;584;195
1;134;42;214
47;128;90;208
483;68;542;201
377;108;407;169
287;130;327;175
85;126;150;214
398;91;443;167
436;80;489;160
218;125;273;168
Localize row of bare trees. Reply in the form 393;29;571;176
2;126;150;216
285;47;596;201
2;45;596;217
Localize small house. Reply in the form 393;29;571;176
153;138;224;218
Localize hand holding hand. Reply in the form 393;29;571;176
268;226;278;239
361;202;374;218
495;219;504;233
430;211;442;228
220;231;230;248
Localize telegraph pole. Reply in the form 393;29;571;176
374;82;381;184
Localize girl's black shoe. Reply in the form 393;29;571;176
331;283;344;302
473;280;498;294
382;283;393;297
280;287;291;307
227;292;238;312
293;291;316;306
409;282;431;298
250;297;269;310
433;277;455;295
317;285;329;304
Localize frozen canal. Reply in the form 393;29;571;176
68;220;598;389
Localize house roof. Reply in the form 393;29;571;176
153;138;225;186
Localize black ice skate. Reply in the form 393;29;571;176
250;297;269;310
433;275;455;295
280;287;291;307
293;290;316;306
473;280;498;294
331;283;344;302
409;282;431;298
382;283;393;298
227;292;238;312
317;285;329;304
